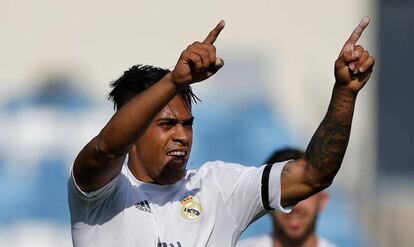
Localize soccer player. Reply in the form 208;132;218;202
237;148;336;247
68;17;375;247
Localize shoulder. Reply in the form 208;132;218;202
193;161;265;187
197;160;256;175
194;160;259;181
68;164;131;203
187;161;265;197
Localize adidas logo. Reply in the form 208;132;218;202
158;241;182;247
134;200;151;213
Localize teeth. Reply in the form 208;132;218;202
168;151;186;156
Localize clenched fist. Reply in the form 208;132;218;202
171;20;225;86
335;17;375;94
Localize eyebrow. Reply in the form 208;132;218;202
155;116;194;124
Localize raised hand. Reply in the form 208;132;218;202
171;20;225;86
335;17;375;94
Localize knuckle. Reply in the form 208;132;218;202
343;51;353;60
193;56;201;63
199;48;208;56
334;60;342;68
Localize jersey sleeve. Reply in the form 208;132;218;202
262;161;294;212
67;165;124;229
207;160;291;231
68;165;119;202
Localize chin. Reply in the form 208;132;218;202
286;230;307;240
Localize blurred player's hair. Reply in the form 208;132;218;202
108;64;199;110
265;148;304;164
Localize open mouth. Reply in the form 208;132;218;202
166;150;188;169
167;150;187;158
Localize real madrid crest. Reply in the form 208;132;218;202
180;195;203;220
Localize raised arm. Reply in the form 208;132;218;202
73;21;225;192
280;17;375;207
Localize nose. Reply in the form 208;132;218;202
171;124;192;146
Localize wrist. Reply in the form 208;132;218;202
333;82;359;98
162;72;187;94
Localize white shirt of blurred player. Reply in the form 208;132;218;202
236;234;337;247
68;160;291;247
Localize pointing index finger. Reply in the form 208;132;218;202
203;20;225;45
342;16;370;53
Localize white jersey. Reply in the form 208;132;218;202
236;234;338;247
236;235;272;247
68;160;290;247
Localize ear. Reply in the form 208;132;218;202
317;191;329;212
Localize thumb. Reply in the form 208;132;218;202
204;57;224;79
204;58;224;78
214;57;224;69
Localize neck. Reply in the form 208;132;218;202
127;146;185;185
127;149;154;183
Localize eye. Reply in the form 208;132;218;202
183;119;194;126
160;121;173;127
158;119;177;128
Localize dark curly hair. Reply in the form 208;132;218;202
108;64;199;110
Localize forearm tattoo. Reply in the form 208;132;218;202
305;87;356;179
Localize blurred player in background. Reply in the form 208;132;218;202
237;148;337;247
68;17;374;247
